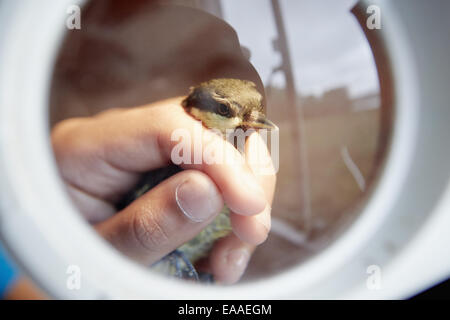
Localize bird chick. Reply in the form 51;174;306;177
123;79;277;282
182;78;276;134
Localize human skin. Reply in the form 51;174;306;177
51;97;276;284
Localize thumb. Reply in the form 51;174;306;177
95;170;224;265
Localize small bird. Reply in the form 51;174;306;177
118;78;277;282
182;78;276;135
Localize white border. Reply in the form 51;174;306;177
0;0;447;299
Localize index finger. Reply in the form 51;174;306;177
54;97;267;216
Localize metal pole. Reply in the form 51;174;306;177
270;0;312;232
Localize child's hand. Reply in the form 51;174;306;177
51;97;275;284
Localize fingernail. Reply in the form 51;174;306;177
175;177;222;222
227;249;250;275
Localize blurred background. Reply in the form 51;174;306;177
48;0;387;281
3;0;450;299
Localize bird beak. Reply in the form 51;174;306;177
243;114;279;131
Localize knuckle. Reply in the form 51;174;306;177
51;118;87;161
131;208;170;251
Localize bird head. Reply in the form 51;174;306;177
182;78;277;135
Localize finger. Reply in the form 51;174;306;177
65;183;116;223
208;233;255;285
52;97;267;216
230;204;271;245
95;170;224;265
230;132;276;245
204;133;277;284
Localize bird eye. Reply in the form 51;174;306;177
217;103;230;117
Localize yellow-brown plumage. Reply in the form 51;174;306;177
124;78;276;281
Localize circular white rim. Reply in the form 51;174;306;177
0;0;428;299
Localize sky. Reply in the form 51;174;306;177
221;0;379;98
